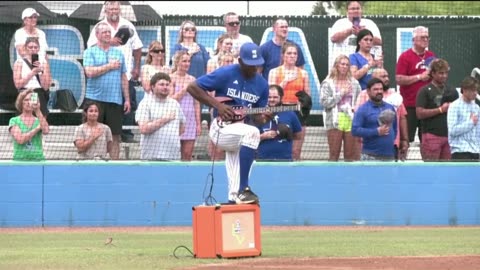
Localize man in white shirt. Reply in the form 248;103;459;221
330;1;382;63
135;72;186;161
86;1;143;143
222;12;253;56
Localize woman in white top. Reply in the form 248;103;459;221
14;8;49;60
320;54;362;161
140;41;171;95
13;37;52;116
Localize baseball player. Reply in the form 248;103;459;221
187;42;271;204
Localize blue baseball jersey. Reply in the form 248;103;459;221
257;111;302;160
260;39;306;79
196;64;269;117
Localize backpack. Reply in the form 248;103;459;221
53;89;78;112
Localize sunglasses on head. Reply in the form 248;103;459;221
183;27;196;32
151;49;165;53
227;21;240;27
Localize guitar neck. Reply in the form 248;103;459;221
245;105;298;115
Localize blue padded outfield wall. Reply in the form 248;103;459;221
0;162;479;227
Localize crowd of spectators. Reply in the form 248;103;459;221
6;1;480;162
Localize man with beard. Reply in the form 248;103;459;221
135;72;186;161
257;84;302;161
187;42;271;204
356;68;410;160
352;78;397;161
87;1;143;143
416;59;458;161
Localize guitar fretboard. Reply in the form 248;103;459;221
244;105;299;115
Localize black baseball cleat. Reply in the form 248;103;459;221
235;186;259;204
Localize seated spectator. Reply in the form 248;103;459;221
13;37;52;116
14;8;49;60
135;72;186;161
447;77;480;162
349;29;383;90
173;20;210;78
268;42;311;160
257;85;302;161
74;101;113;160
9;89;49;161
141;41;171;95
170;51;201;161
207;34;234;73
320;54;361;161
352;78;397;161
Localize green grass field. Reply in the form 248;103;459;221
0;227;479;270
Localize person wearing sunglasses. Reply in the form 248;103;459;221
222;12;253;56
141;41;171;95
173;20;210;79
14;8;49;60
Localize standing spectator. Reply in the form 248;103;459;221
447;77;480;162
320;54;361;161
87;1;143;144
356;68;409;161
396;26;436;143
173;20;210;79
257;84;302;161
416;59;458;162
207;34;234;73
222;12;253;56
170;51;201;161
352;78;397;161
14;8;49;60
186;42;271;204
74;101;113;160
136;72;186;161
259;17;306;80
268;42;311;160
83;22;131;160
141;41;171;95
13;37;52;117
349;29;383;90
330;1;382;62
9;89;49;161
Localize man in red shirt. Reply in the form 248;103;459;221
395;26;436;144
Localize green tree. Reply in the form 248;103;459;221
312;1;480;16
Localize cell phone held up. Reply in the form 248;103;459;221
353;17;360;27
31;53;39;63
30;92;38;104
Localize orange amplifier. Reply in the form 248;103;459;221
192;203;261;259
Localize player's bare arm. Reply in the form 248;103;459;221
186;81;235;120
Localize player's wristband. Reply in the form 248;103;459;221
438;107;443;114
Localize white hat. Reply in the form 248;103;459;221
22;8;40;20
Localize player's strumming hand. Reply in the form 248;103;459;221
217;103;236;121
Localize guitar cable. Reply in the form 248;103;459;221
202;119;221;206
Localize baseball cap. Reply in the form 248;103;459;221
114;25;134;45
239;42;264;66
22;8;40;20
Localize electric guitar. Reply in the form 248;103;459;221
215;96;301;123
